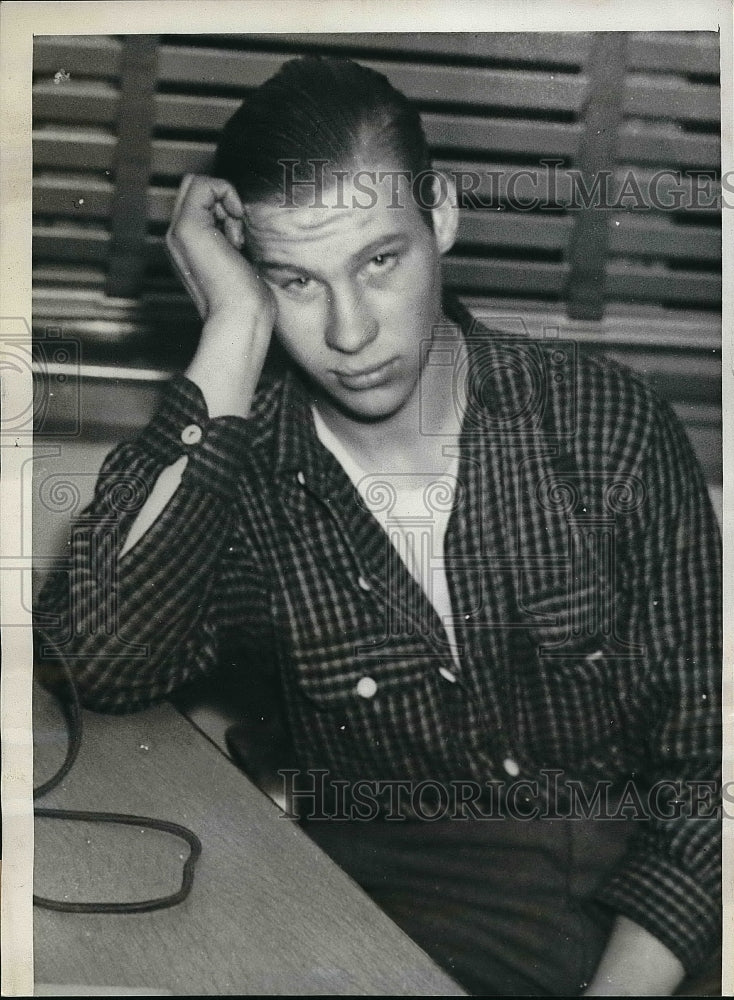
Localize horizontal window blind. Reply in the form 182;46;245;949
32;31;721;482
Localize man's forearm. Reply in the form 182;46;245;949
185;311;271;420
584;915;685;996
121;298;270;557
35;372;258;711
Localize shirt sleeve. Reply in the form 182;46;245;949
34;375;269;712
594;393;722;973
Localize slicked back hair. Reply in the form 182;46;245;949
213;55;434;226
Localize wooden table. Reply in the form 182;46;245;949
33;685;464;995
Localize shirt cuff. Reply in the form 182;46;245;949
595;849;720;974
135;374;256;497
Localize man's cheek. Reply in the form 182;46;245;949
272;305;311;351
401;261;440;308
386;280;428;320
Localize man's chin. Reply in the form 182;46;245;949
318;383;411;424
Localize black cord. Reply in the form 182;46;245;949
33;629;202;914
33;808;201;914
32;636;83;800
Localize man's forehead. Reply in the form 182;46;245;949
243;168;422;252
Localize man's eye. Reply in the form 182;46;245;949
368;253;397;272
283;276;313;293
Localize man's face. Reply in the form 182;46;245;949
243;168;456;422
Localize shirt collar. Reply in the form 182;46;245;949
273;366;363;504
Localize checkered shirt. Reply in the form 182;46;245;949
36;304;722;973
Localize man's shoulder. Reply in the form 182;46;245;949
553;344;693;483
469;325;664;438
569;343;663;418
562;343;675;460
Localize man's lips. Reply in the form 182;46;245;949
334;358;399;390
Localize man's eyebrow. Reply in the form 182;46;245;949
256;233;410;274
257;260;308;274
353;234;409;260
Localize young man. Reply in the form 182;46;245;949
36;57;721;996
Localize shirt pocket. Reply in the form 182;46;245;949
282;629;468;785
526;652;642;771
519;578;620;654
516;587;644;769
288;631;442;708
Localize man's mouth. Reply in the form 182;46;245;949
334;358;398;390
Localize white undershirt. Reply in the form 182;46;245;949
312;407;461;669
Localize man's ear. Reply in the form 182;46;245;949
430;172;459;255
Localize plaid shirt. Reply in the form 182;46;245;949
36;303;721;973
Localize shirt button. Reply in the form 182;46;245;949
181;423;202;445
502;757;520;777
296;471;306;486
438;665;458;683
356;676;377;699
357;575;372;592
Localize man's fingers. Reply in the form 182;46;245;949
169;175;244;240
190;175;243;218
165;173;259;321
195;197;243;248
220;184;244;219
223;215;244;249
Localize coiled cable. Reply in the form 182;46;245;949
33;630;202;914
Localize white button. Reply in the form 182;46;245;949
296;471;306;486
438;666;458;683
181;423;202;445
356;676;377;698
357;575;372;592
502;757;520;777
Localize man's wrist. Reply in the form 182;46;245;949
186;313;271;419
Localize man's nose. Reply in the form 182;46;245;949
325;287;379;354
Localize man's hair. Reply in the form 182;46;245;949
213;55;433;222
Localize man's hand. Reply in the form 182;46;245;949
167;174;276;418
167;173;268;323
583;915;685;996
